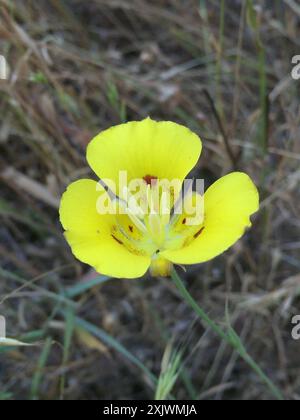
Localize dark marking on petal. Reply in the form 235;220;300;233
111;234;123;245
194;227;205;239
129;225;133;232
155;249;160;254
182;218;186;225
143;175;158;185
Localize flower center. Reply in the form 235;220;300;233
111;179;204;258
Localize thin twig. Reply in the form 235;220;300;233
202;88;238;170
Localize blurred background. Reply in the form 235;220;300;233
0;0;300;400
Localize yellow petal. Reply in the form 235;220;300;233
86;118;201;196
162;172;259;264
59;179;151;278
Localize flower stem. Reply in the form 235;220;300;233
171;268;284;400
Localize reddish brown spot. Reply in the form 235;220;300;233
111;234;123;245
182;218;186;225
129;225;133;232
194;227;205;239
143;175;158;185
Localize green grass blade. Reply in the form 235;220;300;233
30;337;52;400
60;306;76;398
64;275;110;298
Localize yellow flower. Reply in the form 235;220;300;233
59;118;259;278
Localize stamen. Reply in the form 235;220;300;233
194;227;205;238
160;191;170;226
115;193;147;234
148;212;162;238
122;186;144;218
126;209;148;233
111;235;123;245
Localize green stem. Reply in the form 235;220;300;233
171;268;284;400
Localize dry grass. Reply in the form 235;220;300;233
0;0;299;400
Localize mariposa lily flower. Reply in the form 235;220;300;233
59;118;259;278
